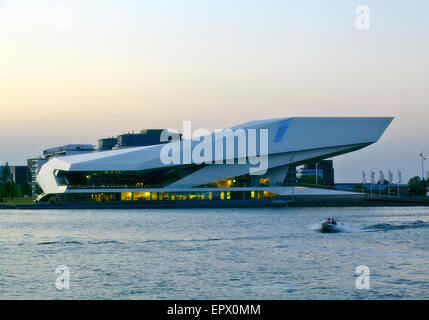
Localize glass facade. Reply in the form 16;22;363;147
57;168;274;190
41;190;277;203
200;175;250;188
47;166;278;203
57;164;205;189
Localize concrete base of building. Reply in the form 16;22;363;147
0;204;17;209
13;199;289;210
3;195;428;210
283;195;429;207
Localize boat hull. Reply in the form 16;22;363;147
321;223;339;233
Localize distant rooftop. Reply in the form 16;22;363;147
43;144;95;157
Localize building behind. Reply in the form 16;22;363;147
0;165;28;185
43;144;95;158
302;160;335;186
99;129;182;151
10;166;28;185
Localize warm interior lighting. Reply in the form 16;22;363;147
263;191;276;199
121;192;132;201
259;178;269;186
134;192;151;200
189;194;205;200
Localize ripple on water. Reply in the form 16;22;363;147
0;207;428;299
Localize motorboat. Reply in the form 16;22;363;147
321;218;340;233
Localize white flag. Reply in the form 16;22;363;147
380;171;385;184
398;170;402;184
371;171;375;184
362;171;366;185
388;170;393;184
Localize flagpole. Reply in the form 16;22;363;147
397;170;402;197
388;170;393;197
420;150;426;195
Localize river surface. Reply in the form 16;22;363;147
1;207;428;299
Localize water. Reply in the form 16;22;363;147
1;207;428;299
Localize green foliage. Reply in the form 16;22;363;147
297;175;327;186
353;184;364;191
20;183;33;197
1;162;12;185
35;184;43;195
0;162;17;201
408;176;427;196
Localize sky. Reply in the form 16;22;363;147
0;0;428;182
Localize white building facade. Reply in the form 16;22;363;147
36;117;393;203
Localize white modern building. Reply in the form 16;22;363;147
36;117;393;203
28;144;95;198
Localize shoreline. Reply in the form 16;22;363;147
1;195;429;210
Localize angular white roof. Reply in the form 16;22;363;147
37;117;393;194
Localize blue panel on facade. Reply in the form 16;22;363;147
274;120;290;143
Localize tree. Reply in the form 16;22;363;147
4;181;16;199
35;184;43;196
20;183;32;197
1;162;12;185
408;176;427;196
0;162;16;200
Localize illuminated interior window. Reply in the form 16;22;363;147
176;194;188;200
189;194;205;200
121;192;133;201
134;192;151;200
259;178;269;186
263;191;276;199
159;192;169;200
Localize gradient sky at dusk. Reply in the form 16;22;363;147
0;0;428;182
